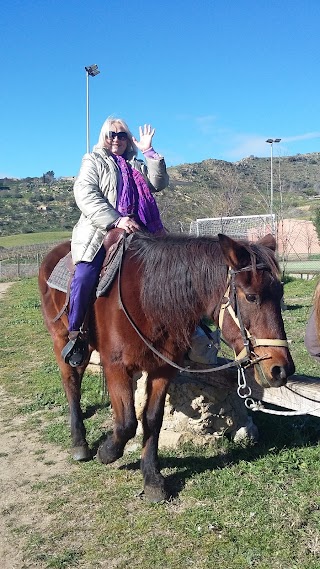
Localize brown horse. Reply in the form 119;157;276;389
38;231;295;501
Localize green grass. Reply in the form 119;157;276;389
1;278;320;568
0;230;71;248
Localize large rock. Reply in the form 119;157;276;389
89;352;258;448
134;367;258;448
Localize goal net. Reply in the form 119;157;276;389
189;214;275;240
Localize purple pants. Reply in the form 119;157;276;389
68;246;106;332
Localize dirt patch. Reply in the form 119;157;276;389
0;282;76;567
0;386;75;568
0;281;15;299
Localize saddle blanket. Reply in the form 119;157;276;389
46;252;74;293
46;234;131;297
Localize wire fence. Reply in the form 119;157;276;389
0;258;43;280
0;242;66;280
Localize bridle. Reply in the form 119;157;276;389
219;265;290;363
117;238;289;375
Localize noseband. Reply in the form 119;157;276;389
218;265;289;365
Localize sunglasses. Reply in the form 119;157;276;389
107;131;128;141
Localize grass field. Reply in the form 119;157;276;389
281;260;320;275
0;230;71;248
1;277;320;568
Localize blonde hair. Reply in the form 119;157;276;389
93;116;138;159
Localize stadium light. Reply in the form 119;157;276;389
85;64;100;153
266;138;281;233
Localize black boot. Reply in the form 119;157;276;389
61;332;88;367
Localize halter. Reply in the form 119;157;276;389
218;265;289;365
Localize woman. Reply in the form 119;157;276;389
62;118;169;366
305;308;320;362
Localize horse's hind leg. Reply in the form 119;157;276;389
97;365;138;464
39;257;91;461
140;370;171;502
53;341;91;461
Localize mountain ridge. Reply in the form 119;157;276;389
1;152;320;236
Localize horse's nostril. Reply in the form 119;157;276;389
270;365;288;386
271;365;288;378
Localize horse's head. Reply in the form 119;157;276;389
217;233;295;388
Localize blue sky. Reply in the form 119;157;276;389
1;0;320;179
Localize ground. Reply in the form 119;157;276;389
0;282;74;568
0;385;74;568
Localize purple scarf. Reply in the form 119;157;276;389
112;154;164;234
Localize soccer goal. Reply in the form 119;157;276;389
189;214;275;240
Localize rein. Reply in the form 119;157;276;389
116;237;298;417
117;238;280;375
117;237;248;374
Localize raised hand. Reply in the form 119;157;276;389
132;124;155;152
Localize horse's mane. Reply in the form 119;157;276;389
129;232;279;348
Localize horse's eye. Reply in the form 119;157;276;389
246;294;258;303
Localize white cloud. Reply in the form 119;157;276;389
224;135;270;160
281;132;320;143
224;131;320;161
195;115;217;134
170;118;320;164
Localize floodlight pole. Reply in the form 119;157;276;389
86;71;90;153
266;138;281;233
85;64;100;153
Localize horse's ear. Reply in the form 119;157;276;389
257;233;276;251
218;233;251;270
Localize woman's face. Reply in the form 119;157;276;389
104;123;128;156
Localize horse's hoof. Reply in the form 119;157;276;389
96;443;123;464
71;445;91;461
144;484;168;503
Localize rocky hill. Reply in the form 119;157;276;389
1;152;320;236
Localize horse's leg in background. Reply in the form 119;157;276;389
141;367;172;502
38;245;92;461
52;337;92;461
96;363;138;464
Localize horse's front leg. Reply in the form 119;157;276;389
54;343;91;461
97;364;138;464
141;369;171;502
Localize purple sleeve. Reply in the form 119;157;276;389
142;147;161;160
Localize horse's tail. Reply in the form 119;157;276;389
314;280;320;344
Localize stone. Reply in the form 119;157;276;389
134;367;258;448
89;352;258;448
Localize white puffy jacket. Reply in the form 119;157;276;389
71;147;169;263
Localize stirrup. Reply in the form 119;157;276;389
61;336;87;367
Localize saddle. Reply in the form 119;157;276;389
97;230;134;297
46;230;133;320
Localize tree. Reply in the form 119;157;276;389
42;171;55;184
313;208;320;243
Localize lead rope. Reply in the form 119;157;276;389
237;366;320;416
225;269;305;415
118;244;311;415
